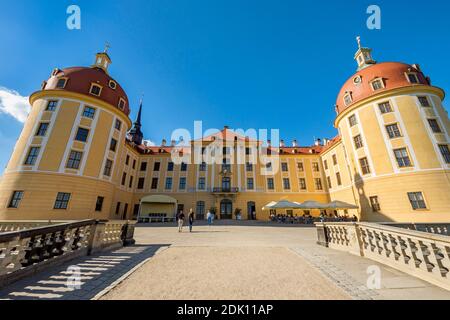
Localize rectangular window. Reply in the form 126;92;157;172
407;192;427;210
315;178;323;190
132;160;136;170
198;177;206;190
75;127;89;142
129;176;134;189
359;157;371;175
121;172;127;186
267;178;274;190
154;162;160;171
245;147;251;155
137;177;145;189
115;202;121;215
386;123;401;139
438;144;450;163
66;150;83;169
151;178;158;190
140;162;147;171
297;162;304;172
165;177;173;190
344;94;352;106
247;178;254;190
283;178;290;190
246;162;253;172
281;162;288;172
369;196;380;212
24;147;40;165
408;73;419;84
336;172;342;186
353;135;363;149
56;78;67;89
8;191;24;208
323;160;328;170
104;159;113;177
36;123;49;136
125;155;130;166
327;176;332;189
54;192;71;210
181;162;187;171
428;119;442;133
82;106;96;119
394;148;412;167
348;114;357;127
199;162;207;171
418;96;430;107
115;119;122;131
118;98;126;110
299;178;307;190
371;79;383;90
95;196;104;212
110;138;117;152
378;101;393;114
90;84;102;96
332;154;338;165
179;177;186;190
46;100;58;111
167;162;174;171
312;162;320;172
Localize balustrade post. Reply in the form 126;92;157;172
87;220;106;255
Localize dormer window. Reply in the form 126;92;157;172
118;98;126;110
56;78;68;89
52;68;60;76
370;78;384;91
109;80;117;90
406;73;419;84
343;93;353;106
89;83;102;97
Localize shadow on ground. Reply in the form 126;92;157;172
0;244;169;300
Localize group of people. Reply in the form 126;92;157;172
270;212;358;224
175;209;215;232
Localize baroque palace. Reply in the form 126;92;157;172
0;39;449;222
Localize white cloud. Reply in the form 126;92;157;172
0;87;30;123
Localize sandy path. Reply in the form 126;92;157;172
102;227;350;300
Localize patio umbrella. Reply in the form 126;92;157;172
262;200;301;210
297;200;328;209
326;200;359;210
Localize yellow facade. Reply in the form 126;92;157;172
0;46;449;222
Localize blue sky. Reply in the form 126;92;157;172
0;0;449;173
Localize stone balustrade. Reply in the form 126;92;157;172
0;219;137;288
316;222;450;291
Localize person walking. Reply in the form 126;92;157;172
178;210;185;232
188;208;195;233
207;210;212;227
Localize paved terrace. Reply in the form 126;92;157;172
1;221;450;300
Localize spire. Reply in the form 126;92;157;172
129;96;144;145
354;36;376;71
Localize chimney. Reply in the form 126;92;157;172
171;140;176;147
280;139;285;147
161;139;167;146
143;141;148;146
292;140;298;147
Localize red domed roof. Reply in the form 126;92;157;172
43;66;130;116
336;62;430;115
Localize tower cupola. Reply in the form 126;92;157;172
93;44;112;73
354;36;376;71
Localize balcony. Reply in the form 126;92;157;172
212;187;240;194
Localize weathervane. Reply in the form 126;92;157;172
104;42;111;53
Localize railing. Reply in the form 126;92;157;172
316;222;450;291
0;219;136;287
212;187;240;193
0;221;68;233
